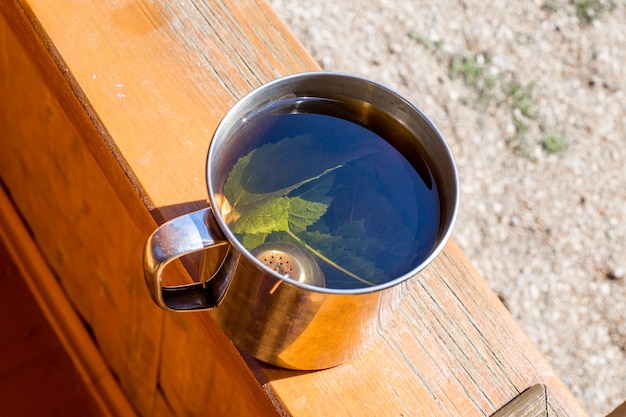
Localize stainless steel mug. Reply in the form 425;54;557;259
143;72;459;370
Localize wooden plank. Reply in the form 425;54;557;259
0;16;162;413
0;12;279;417
607;400;626;417
261;241;587;416
490;384;546;417
0;0;319;223
0;239;105;417
0;181;135;417
0;0;589;416
159;314;266;417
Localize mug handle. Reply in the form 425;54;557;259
143;208;240;312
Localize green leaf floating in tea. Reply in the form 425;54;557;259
221;134;378;286
287;197;329;233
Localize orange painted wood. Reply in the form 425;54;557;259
0;0;588;416
0;233;105;416
607;401;626;417
0;10;280;417
261;241;585;416
0;178;136;417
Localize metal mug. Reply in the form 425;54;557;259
143;72;459;370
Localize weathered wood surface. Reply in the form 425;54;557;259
0;178;135;416
0;9;280;416
490;385;546;417
607;400;626;417
260;241;586;416
0;0;588;416
0;233;106;417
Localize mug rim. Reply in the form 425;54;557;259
206;71;459;295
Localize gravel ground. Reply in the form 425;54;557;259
269;1;626;415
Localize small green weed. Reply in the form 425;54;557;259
572;0;613;24
407;32;442;52
543;132;569;153
506;81;536;118
449;55;482;87
513;116;531;136
542;0;561;13
446;51;541;144
448;52;498;108
408;32;568;157
544;0;618;25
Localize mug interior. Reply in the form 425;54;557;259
206;72;458;294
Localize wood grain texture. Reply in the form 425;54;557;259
1;0;319;221
607;400;626;417
261;242;585;416
0;16;162;414
0;237;105;417
0;182;136;417
491;385;546;417
0;12;279;417
0;0;589;416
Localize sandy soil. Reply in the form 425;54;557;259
269;1;626;415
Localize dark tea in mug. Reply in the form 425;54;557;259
145;72;458;369
215;96;441;289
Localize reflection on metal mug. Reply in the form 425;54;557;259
143;72;459;370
